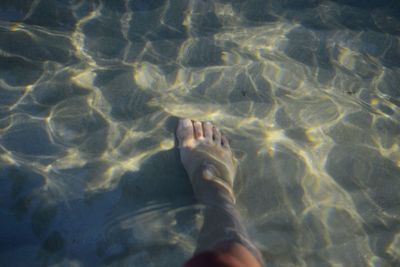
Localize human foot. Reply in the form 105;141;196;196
176;119;237;204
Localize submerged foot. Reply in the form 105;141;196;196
176;119;237;204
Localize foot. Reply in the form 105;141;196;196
176;119;237;204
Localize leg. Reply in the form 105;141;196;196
176;119;264;267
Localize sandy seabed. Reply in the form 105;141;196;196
0;1;399;266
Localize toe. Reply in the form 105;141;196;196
213;126;221;145
177;118;195;147
221;135;230;148
194;121;204;139
203;121;213;140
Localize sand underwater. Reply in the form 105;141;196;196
0;0;399;266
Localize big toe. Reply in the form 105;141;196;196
177;118;195;147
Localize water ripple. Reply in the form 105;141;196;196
0;0;399;266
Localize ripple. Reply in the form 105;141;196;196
1;0;400;266
48;97;109;154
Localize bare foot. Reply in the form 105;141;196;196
176;119;237;204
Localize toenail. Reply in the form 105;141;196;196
182;119;192;127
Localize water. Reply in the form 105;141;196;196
0;0;399;266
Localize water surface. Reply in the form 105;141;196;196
0;1;399;266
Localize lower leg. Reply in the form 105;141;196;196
192;171;262;262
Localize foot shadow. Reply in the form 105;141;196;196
94;146;200;267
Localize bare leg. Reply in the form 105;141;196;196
176;119;264;267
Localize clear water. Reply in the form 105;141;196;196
0;1;399;266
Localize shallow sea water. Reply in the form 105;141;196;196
0;0;399;266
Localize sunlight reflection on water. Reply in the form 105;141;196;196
0;0;399;266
